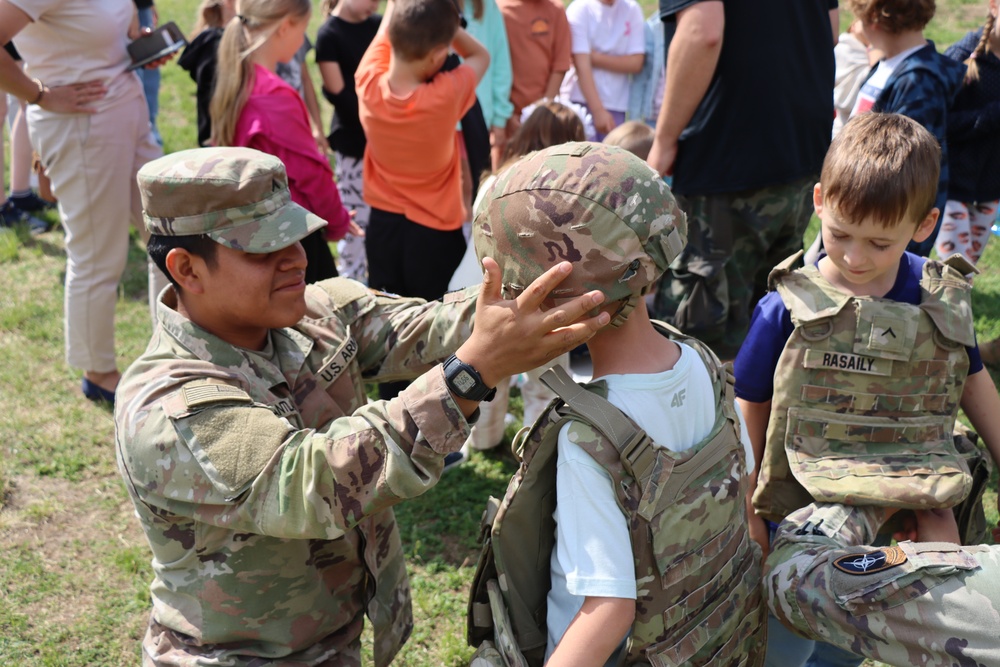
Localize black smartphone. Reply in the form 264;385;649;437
127;21;186;71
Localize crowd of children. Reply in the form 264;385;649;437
5;0;1000;664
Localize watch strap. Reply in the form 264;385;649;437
443;354;497;402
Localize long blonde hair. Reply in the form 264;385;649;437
965;12;997;83
208;0;311;147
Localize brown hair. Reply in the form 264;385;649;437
845;0;936;34
320;0;338;15
388;0;461;61
209;0;311;147
192;0;229;35
965;13;997;83
603;120;655;160
501;100;586;168
820;113;940;228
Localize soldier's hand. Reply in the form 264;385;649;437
911;508;960;544
455;258;609;388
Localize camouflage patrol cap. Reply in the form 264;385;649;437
473;142;687;326
138;147;326;253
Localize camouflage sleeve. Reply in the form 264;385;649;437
124;369;472;542
311;281;479;382
765;503;1000;665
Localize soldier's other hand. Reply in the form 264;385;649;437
890;511;917;543
911;508;960;544
456;258;609;388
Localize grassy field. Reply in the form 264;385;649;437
1;1;998;666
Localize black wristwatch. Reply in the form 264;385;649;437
443;354;496;402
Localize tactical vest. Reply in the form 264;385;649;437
753;253;977;523
467;323;765;667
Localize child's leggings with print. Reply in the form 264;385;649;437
935;200;997;265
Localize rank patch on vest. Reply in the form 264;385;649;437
867;316;908;355
832;546;907;575
315;336;360;388
803;350;888;375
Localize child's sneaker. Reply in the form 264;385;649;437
443;442;470;473
10;190;55;213
0;199;50;234
0;199;26;228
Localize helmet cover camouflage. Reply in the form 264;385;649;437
473;142;686;325
138;147;326;253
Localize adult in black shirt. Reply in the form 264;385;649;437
648;0;838;360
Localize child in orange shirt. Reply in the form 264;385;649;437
357;0;489;306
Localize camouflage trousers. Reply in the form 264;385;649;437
141;615;364;666
653;175;816;359
766;503;1000;667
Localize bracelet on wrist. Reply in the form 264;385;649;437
29;78;45;105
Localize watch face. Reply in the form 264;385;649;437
453;370;477;394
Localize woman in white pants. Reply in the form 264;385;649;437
0;0;167;402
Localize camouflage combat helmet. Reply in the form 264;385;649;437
473;142;687;327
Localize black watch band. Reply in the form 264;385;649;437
443;354;496;402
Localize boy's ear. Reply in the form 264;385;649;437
165;248;208;295
912;208;940;244
429;43;449;64
812;183;824;216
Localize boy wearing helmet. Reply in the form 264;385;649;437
473;142;764;666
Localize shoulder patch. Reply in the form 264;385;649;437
939;253;978;279
833;546;907;575
322;277;376;308
182;381;252;409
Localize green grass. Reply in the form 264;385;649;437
0;2;998;666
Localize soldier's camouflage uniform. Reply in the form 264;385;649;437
765;502;1000;667
116;147;480;666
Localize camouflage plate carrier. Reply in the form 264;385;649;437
467;323;765;667
753;251;984;526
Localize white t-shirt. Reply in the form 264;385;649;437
850;44;925;117
11;0;140;113
545;342;753;662
563;0;646;113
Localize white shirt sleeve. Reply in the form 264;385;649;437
566;0;592;56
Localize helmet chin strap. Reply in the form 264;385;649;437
609;295;638;328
